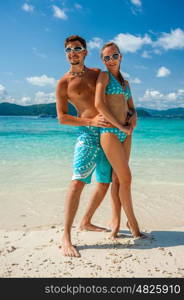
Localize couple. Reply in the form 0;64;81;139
56;35;143;258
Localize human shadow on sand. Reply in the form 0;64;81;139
77;230;184;252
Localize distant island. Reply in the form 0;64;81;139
0;102;184;118
0;102;77;117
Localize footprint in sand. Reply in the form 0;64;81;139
7;246;17;253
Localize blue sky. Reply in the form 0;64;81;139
0;0;184;109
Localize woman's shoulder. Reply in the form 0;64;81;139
98;71;109;82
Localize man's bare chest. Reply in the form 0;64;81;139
67;76;96;97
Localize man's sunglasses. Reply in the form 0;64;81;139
65;46;86;53
103;53;120;62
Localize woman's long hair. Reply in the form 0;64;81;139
101;42;126;88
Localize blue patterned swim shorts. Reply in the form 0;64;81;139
72;126;112;184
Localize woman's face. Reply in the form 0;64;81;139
102;45;122;71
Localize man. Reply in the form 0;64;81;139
56;35;112;257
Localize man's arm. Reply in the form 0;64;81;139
125;81;137;128
56;77;108;127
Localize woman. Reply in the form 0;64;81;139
95;42;142;238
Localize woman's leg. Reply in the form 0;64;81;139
101;133;141;237
109;171;121;237
110;135;132;237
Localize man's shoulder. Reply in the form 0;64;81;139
57;73;69;87
87;67;101;74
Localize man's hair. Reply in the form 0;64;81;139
64;35;87;49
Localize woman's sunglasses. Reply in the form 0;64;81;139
103;53;120;62
65;46;85;53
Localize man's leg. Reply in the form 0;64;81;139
61;179;85;257
80;182;109;231
80;144;112;231
61;126;104;255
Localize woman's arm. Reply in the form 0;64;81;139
95;72;131;135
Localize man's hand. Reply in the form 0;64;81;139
91;114;112;127
126;112;137;129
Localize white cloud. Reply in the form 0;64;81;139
156;66;171;78
142;50;152;58
153;49;162;55
122;72;141;84
26;75;56;87
129;0;142;14
87;37;103;49
109;28;184;55
0;84;56;106
0;84;7;97
13;92;55;106
75;3;82;10
122;72;130;79
113;33;152;53
142;89;164;100
130;0;142;7
22;3;34;12
0;84;17;104
155;28;184;50
167;93;177;101
20;96;32;105
130;77;141;84
34;91;55;104
137;89;184;109
52;5;68;19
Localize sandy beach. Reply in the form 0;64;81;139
1;171;184;278
0;223;184;278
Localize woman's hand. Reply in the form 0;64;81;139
126;111;137;128
129;114;137;128
120;124;133;135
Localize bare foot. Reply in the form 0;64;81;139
109;231;119;239
79;223;107;232
59;242;80;257
126;221;146;238
134;232;148;239
107;221;120;233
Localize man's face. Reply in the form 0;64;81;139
65;41;87;65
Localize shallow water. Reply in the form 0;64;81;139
0;116;183;230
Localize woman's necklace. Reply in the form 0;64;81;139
69;66;86;77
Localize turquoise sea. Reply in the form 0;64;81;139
0;116;184;230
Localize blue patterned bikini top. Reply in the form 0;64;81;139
105;71;132;101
